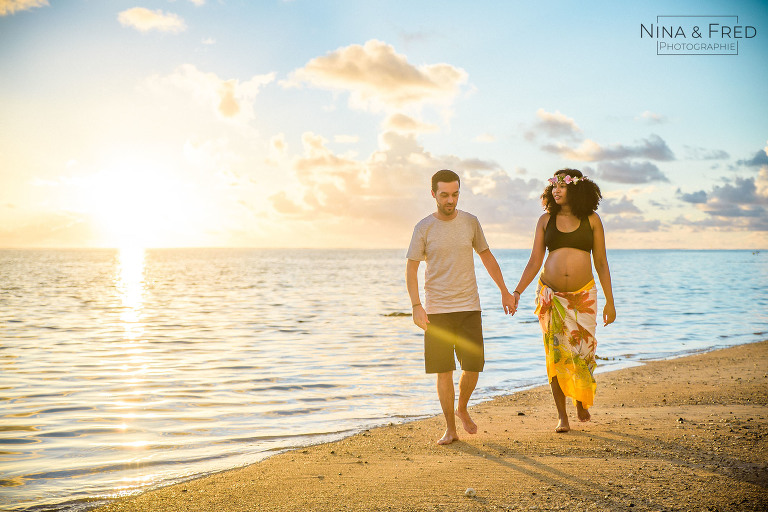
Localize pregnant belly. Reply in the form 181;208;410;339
541;248;593;292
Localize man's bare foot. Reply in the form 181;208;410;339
555;419;570;433
576;402;591;422
456;409;477;434
437;430;459;445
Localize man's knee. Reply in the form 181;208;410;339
460;370;479;388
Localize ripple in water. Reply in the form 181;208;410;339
0;248;766;511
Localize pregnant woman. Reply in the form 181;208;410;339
511;168;616;433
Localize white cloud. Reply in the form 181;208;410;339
0;0;47;16
474;133;496;143
183;138;238;170
267;128;536;238
757;166;768;198
542;134;675;162
270;190;302;215
118;7;186;34
684;145;729;160
217;80;240;117
461;170;542;226
284;39;468;112
596;161;669;183
145;64;275;121
383;113;439;134
270;134;287;155
603;216;661;232
636;110;668;124
601;196;643;215
677;174;768;231
526;108;581;140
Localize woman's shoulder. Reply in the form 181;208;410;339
537;213;551;229
587;212;603;229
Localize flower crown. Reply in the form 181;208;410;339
548;174;589;186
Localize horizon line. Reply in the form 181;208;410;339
0;246;764;252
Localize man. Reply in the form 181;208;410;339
406;169;516;445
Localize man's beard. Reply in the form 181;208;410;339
438;203;455;216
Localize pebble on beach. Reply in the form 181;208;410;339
465;488;476;497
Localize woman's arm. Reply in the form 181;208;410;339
590;213;616;326
511;214;549;307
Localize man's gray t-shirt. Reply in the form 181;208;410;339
406;210;489;314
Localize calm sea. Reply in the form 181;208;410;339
1;249;766;511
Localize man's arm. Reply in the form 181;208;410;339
406;258;429;330
478;249;516;315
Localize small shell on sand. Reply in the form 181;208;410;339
464;488;476;497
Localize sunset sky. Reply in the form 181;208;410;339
1;0;767;249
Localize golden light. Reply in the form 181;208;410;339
79;159;199;249
116;246;146;340
114;246;149;454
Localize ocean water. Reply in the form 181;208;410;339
1;248;766;511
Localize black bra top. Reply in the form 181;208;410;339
544;214;593;253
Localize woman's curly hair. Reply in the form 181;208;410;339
541;168;602;218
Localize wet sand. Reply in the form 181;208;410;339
95;340;767;512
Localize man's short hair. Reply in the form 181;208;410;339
432;169;460;192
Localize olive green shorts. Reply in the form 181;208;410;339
424;311;484;374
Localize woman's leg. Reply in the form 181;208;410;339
549;376;570;432
576;401;591;422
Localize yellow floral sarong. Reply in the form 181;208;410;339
535;279;598;408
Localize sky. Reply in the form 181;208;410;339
1;0;767;250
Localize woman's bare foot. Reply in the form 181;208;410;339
437;429;460;445
555;418;570;433
456;409;477;434
576;402;591;422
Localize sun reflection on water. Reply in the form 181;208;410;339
116;247;146;341
115;247;151;466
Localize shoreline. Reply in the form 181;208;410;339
95;340;768;512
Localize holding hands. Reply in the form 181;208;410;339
503;290;518;316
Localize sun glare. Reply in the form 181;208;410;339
117;246;146;340
81;160;198;248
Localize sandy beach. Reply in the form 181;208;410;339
95;340;767;512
